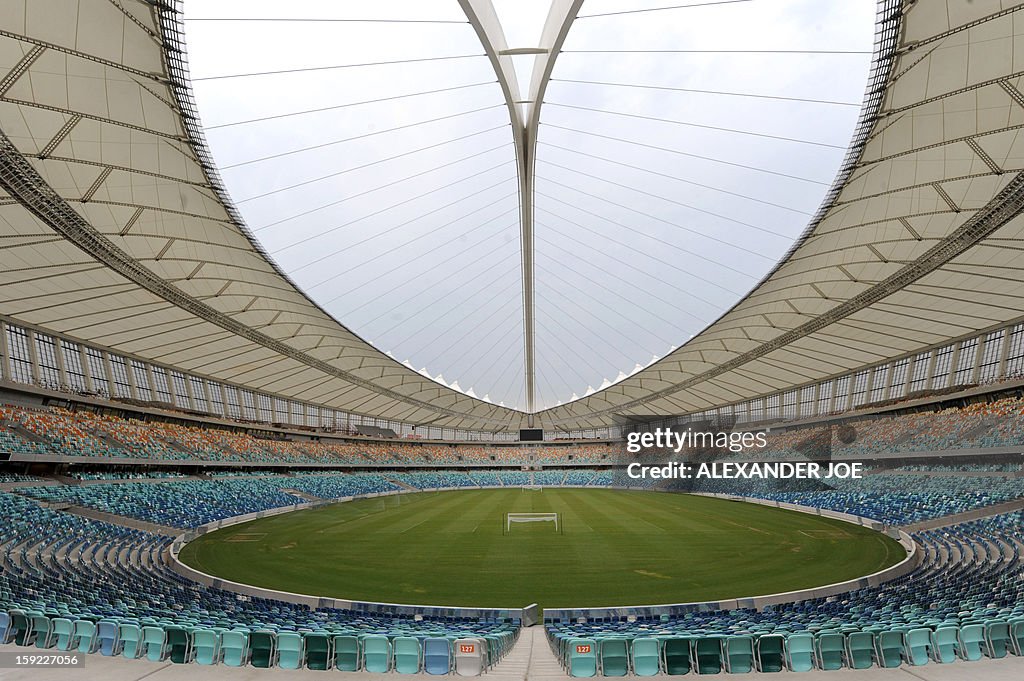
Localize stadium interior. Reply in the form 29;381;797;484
2;0;1024;679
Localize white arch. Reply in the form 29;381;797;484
458;0;584;418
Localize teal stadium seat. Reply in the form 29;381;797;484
73;620;97;654
662;637;692;675
568;638;597;677
599;638;629;676
52;618;74;651
276;631;304;670
630;637;661;676
846;631;875;669
985;621;1010;658
904;628;931;666
249;630;277;668
394;636;422;674
333;634;361;671
304;632;332;671
957;624;985;661
756;635;785;672
362;634;391;673
220;630;249;667
142;625;167;662
930;626;958;663
694;636;723;674
165;625;193;663
192;629;220;665
1010;618;1024;656
875;630;904;668
31;615;53;650
815;633;845;670
9;612;31;646
118;623;142;659
724;635;753;673
786;633;814;672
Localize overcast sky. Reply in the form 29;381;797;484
183;0;876;412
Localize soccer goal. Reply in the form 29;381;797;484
505;512;561;534
523;485;542;491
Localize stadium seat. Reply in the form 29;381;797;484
31;615;54;650
277;631;304;670
142;625;167;661
362;634;392;673
52;618;74;651
985;621;1010;658
423;637;452;675
662;636;693;675
304;632;332;670
220;630;249;667
958;624;985;661
96;621;120;656
756;634;785;672
454;637;486;676
630;637;661;676
166;625;193;664
393;636;422;674
845;631;874;669
598;638;629;676
930;626;958;663
118;623;142;659
904;628;931;666
9;611;31;646
192;629;220;665
333;634;361;671
875;631;904;668
1010;618;1024;656
786;633;814;671
73;620;98;654
0;612;11;644
724;635;753;673
249;630;277;668
815;632;844;670
694;636;724;674
567;638;598;677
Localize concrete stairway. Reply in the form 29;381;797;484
488;626;568;681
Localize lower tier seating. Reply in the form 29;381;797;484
547;511;1024;674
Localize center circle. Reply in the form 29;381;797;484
178;488;905;609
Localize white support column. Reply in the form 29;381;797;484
923;350;938;391
0;320;11;381
998;325;1012;379
79;344;94;393
882;361;895;401
53;336;68;389
102;351;116;397
25;328;41;385
970;335;984;384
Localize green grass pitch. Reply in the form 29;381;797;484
178;488;905;609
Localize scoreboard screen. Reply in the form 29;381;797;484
519;428;543;442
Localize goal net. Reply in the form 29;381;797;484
523;485;542;491
505;512;560;534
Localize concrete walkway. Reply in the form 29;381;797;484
901;496;1024;532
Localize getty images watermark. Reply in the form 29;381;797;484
623;426;865;481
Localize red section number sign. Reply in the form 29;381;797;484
576;645;591;654
459;644;476;654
